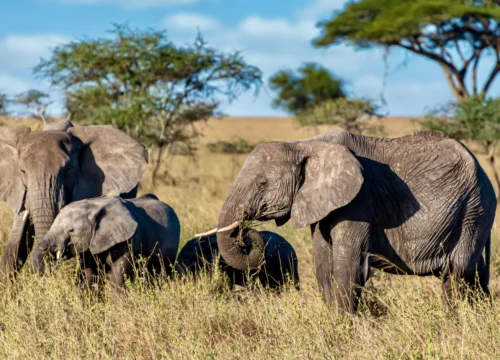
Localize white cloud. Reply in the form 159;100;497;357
2;34;71;57
0;74;32;94
162;13;219;32
54;0;197;8
238;16;315;40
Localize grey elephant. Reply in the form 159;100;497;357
38;193;180;288
176;230;300;290
0;120;148;278
198;129;496;314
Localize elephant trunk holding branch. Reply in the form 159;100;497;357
0;120;148;278
203;129;496;314
38;194;180;288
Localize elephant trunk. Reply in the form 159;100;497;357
28;183;65;272
216;200;265;271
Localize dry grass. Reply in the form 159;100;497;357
0;116;499;359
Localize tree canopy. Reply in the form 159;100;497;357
268;62;345;115
314;0;500;101
15;89;52;123
296;97;383;135
34;23;262;181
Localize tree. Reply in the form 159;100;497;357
0;93;8;116
15;89;52;124
297;97;385;135
422;95;500;199
314;0;500;102
268;62;345;115
34;23;262;183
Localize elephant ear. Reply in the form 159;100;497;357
0;127;30;213
69;125;148;201
89;198;138;254
291;142;364;228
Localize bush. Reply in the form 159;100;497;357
206;139;256;154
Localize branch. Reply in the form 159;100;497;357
472;52;481;95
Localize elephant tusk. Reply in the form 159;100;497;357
217;220;241;233
22;210;29;222
56;249;62;260
195;227;218;237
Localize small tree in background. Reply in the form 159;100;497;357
34;23;262;183
297;97;385;135
268;62;345;115
422;95;500;199
15;89;52;125
314;0;500;102
0;93;8;116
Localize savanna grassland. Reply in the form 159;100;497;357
0;116;498;359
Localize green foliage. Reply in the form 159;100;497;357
268;63;345;115
15;89;52;120
423;95;500;150
206;138;255;154
297;97;385;135
33;23;262;152
314;0;500;100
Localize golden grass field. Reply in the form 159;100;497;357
0;116;499;359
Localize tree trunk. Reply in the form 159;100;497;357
151;144;164;187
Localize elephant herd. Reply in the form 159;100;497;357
0;120;496;315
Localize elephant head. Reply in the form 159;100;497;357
42;197;138;260
0;123;147;274
207;140;364;270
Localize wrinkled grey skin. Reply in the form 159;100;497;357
176;230;300;290
216;129;496;313
0;120;148;278
39;194;180;288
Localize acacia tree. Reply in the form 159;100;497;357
34;23;262;183
423;95;500;198
15;89;52;124
297;97;384;135
314;0;500;101
268;62;345;115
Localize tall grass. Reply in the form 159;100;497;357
0;116;498;359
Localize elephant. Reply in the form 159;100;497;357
198;129;496;314
0;119;148;278
38;193;180;288
175;230;300;290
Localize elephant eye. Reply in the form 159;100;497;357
257;176;267;186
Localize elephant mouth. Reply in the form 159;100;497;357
53;239;75;260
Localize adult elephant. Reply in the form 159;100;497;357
199;130;496;314
0;120;148;278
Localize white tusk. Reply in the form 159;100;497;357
56;249;62;260
22;210;29;222
195;227;218;237
217;220;241;233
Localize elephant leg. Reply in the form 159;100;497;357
312;220;371;314
0;211;33;279
78;251;103;290
109;252;134;289
442;225;492;308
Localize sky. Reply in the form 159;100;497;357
1;0;499;117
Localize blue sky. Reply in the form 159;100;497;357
1;0;499;116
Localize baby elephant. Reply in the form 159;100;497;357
40;194;180;288
176;231;300;290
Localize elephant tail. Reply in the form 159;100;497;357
485;234;491;285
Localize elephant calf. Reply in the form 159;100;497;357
176;230;300;290
39;194;180;288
